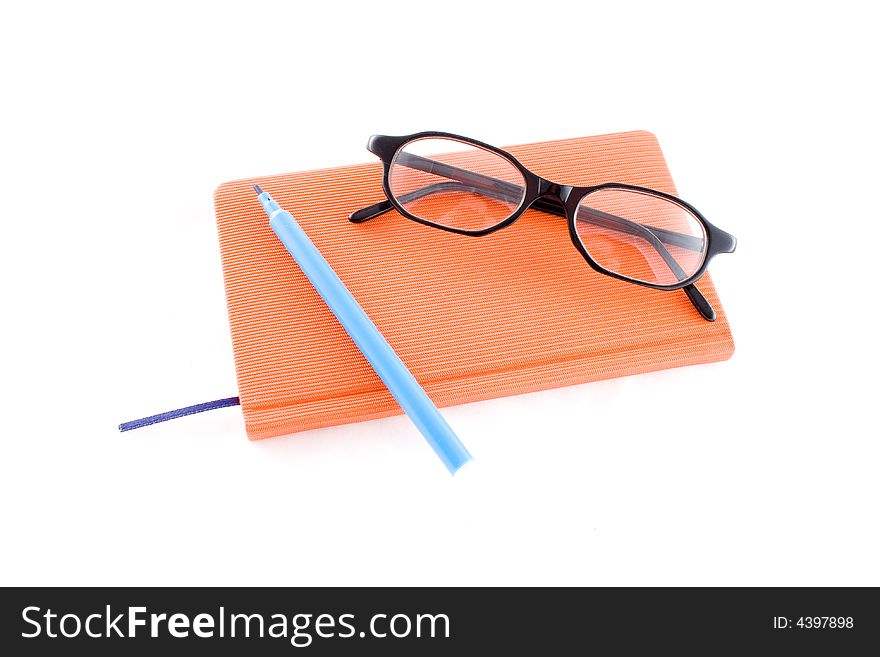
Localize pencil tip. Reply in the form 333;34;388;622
253;184;263;195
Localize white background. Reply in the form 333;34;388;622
1;1;878;586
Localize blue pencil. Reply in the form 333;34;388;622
254;185;472;474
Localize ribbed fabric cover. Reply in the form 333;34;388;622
215;131;734;439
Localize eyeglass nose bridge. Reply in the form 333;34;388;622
536;178;574;203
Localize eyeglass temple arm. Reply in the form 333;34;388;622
353;183;714;321
350;155;715;320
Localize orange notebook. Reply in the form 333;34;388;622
214;131;734;440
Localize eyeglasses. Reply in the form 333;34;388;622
349;131;736;321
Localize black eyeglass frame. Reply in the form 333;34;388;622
349;131;736;321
